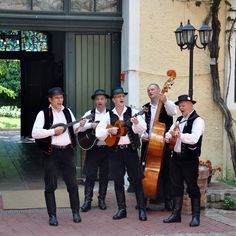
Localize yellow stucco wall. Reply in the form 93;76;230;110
139;1;230;175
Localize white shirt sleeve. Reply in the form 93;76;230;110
164;100;177;116
180;117;205;144
95;112;110;141
77;110;93;132
131;109;147;134
31;111;55;139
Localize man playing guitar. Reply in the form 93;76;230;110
78;89;110;212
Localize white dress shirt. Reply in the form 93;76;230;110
96;106;147;145
32;105;79;146
165;110;205;153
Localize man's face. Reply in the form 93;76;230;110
112;93;125;107
147;84;160;99
94;95;107;109
178;101;193;117
48;94;64;111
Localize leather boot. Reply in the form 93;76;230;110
135;191;147;221
69;190;80;215
189;198;200;227
49;215;58;226
163;196;183;223
44;191;58;225
98;180;108;210
81;184;93;212
113;188;127;220
72;211;82;223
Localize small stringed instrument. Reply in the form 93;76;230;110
105;107;148;147
169;121;180;151
51;114;94;134
142;69;176;200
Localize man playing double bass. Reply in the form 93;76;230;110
96;87;147;221
141;83;177;210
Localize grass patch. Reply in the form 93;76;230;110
222;178;236;187
0;116;20;129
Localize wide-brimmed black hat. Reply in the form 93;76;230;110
175;94;196;105
91;89;110;100
111;87;128;98
47;87;64;97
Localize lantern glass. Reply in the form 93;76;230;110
199;23;212;46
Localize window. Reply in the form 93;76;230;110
0;30;49;52
70;0;120;13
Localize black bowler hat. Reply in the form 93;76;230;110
175;94;196;105
47;87;64;97
91;89;110;100
111;87;128;98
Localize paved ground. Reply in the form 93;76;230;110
0;130;236;236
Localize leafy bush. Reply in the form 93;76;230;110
0;106;20;118
223;195;236;210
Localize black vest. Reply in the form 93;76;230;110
109;107;141;150
143;102;173;134
35;107;76;154
177;110;203;159
90;108;109;122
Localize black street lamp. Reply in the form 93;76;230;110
175;20;212;99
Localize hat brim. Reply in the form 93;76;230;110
91;94;110;100
175;100;196;105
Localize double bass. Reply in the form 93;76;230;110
142;70;176;199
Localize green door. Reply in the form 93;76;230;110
73;32;121;178
75;33;121;117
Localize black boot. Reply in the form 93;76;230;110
163;196;183;223
98;180;108;210
164;198;173;211
72;212;82;223
44;191;58;226
69;190;81;222
113;188;127;220
81;184;93;212
189;198;200;227
49;215;58;226
135;191;147;221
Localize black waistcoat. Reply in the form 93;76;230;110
109;107;141;150
35;107;76;154
143;102;173;134
176;110;203;159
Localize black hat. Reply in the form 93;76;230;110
91;89;110;100
111;87;128;98
175;94;196;105
48;87;64;97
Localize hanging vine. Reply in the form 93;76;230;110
210;0;236;176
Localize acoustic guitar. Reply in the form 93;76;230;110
169;121;180;151
105;107;148;147
50;114;94;134
142;69;176;200
77;121;99;150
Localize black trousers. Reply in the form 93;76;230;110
43;147;80;215
84;145;109;198
109;146;144;208
169;153;200;199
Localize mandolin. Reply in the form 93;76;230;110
142;69;176;200
105;107;148;147
50;114;94;134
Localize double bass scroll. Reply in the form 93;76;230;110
142;70;176;200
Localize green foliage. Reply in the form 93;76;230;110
0;60;20;100
223;195;236;210
0;106;20;118
222;178;236;187
0;116;20;129
0;85;16;98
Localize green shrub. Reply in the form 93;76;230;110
0;106;20;118
223;195;236;210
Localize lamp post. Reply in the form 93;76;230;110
175;20;212;99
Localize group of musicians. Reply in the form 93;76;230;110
32;84;204;228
